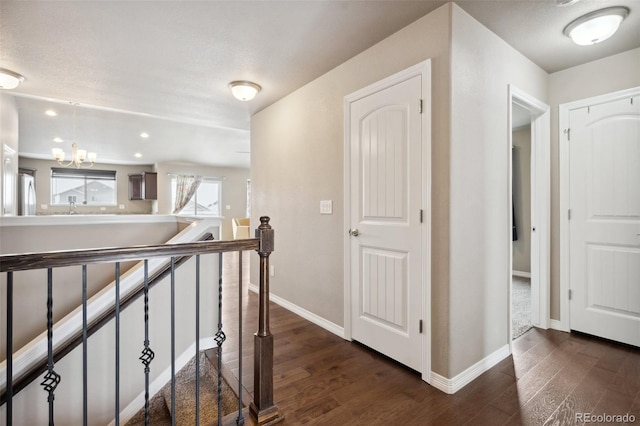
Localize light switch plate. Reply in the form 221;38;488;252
320;200;333;214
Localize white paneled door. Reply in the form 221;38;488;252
569;94;640;347
348;73;424;371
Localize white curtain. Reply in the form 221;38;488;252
172;175;202;214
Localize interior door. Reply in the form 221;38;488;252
349;74;423;371
569;94;640;347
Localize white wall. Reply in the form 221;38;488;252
448;5;548;377
251;3;452;373
155;162;249;241
548;47;640;320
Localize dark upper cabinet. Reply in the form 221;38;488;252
129;172;157;200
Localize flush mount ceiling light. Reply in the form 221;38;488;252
556;0;581;7
563;6;630;46
0;68;25;90
229;81;261;101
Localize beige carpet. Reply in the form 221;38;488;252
126;351;239;425
512;276;532;339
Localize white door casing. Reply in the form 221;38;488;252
566;93;640;347
508;86;551;337
343;60;431;378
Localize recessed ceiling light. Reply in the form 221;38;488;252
563;6;630;46
228;81;262;101
53;137;63;143
140;132;149;138
45;110;58;117
0;68;25;90
134;153;142;158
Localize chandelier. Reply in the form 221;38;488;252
52;143;97;168
51;103;97;168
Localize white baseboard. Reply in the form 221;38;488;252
248;283;344;338
512;270;531;279
113;337;215;426
549;319;570;332
429;344;510;394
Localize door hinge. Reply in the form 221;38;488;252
568;209;572;220
564;128;570;141
569;289;573;300
419;319;423;333
419;99;423;114
420;209;424;223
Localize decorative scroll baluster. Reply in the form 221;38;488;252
250;217;282;425
6;271;13;425
139;259;155;426
42;268;61;426
170;257;176;426
115;262;121;425
195;254;201;426
82;265;88;426
215;253;226;426
237;250;245;425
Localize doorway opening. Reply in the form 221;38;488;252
511;105;532;339
508;86;550;344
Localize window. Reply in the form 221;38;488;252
170;178;221;216
51;168;117;205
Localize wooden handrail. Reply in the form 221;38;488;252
0;232;214;406
0;238;260;272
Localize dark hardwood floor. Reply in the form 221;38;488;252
219;252;640;425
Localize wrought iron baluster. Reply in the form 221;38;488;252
42;268;61;426
195;254;201;426
115;262;121;425
170;257;176;426
215;253;226;426
82;265;88;426
237;250;245;425
139;259;155;426
6;271;13;425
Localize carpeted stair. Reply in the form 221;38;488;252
126;351;238;425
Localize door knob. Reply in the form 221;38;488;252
348;228;360;237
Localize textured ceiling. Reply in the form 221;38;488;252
1;1;638;168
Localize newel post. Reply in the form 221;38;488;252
250;217;283;424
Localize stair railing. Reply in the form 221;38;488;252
1;216;283;426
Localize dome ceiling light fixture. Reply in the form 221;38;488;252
563;6;630;46
556;0;581;7
0;68;25;90
228;81;262;101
